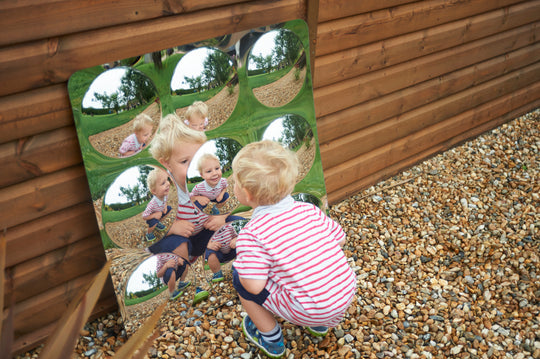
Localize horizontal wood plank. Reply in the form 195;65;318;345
316;0;525;57
324;81;540;195
317;41;540;145
5;236;105;304
318;0;415;23
0;84;72;145
320;62;540;169
313;22;539;118
0;126;82;188
0;166;91;229
314;1;540;88
5;203;99;268
0;0;304;97
327;99;540;204
0;0;252;47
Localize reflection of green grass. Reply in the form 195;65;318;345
102;202;147;223
171;86;223;110
248;66;292;89
100;229;118;250
124;286;167;306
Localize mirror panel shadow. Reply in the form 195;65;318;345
68;19;327;335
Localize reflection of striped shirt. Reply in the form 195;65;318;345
234;196;356;327
211;223;237;253
176;182;208;235
142;195;167;218
118;133;142;156
155;253;179;282
190;178;228;200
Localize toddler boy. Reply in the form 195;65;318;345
142;167;172;241
119;113;153;157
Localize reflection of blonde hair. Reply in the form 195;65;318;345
232;140;298;205
185;101;208;121
149;114;206;163
147;167;167;193
133;113;153;132
197;153;220;175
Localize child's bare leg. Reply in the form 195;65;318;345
147;224;157;234
167;271;176;293
207;253;221;273
238;295;277;333
172;242;190;281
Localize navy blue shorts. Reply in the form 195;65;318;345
162;261;187;285
205;248;236;263
146;205;172;227
194;192;230;209
232;266;270;306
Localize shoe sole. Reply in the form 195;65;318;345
192;290;209;306
241;317;285;359
211;277;224;283
305;327;328;337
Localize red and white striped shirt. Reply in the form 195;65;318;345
155;253;179;283
190;178;228;201
175;181;208;235
142;195;167;218
210;222;237;253
118;133;142;156
234;196;356;327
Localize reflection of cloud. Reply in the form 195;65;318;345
105;167;145;205
171;48;213;90
188;140;218;178
126;256;157;293
82;68;127;108
262;117;285;142
249;31;278;70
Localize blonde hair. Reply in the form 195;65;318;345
133;113;153;132
149;113;207;163
147;167;166;192
185;101;208;121
232;140;298;205
197;153;221;175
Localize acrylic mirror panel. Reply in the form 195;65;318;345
68;19;327;335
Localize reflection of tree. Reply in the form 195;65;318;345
141;271;162;291
117;166;152;207
274;30;302;68
280;115;311;149
88;69;156;113
251;54;274;73
214;138;242;173
183;49;232;93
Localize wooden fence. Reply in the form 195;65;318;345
1;0;538;355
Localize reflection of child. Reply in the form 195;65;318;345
184;101;209;131
155;252;185;300
231;140;356;358
119;113;153;157
147;114;229;303
205;222;237;283
190;153;229;213
142;168;172;242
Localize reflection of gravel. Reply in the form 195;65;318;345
175;85;239;131
88;102;161;158
253;67;306;108
295;137;316;181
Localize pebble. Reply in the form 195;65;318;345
15;111;540;359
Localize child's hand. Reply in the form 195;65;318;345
207;240;222;251
169;220;196;237
165;259;177;269
204;215;226;231
229;237;237;249
193;196;210;206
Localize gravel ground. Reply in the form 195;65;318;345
16;110;539;359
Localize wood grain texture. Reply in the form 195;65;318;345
0;0;304;97
314;1;540;88
317;0;416;23
313;22;539;118
316;0;525;57
0;0;252;47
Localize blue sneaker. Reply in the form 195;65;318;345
192;287;209;306
156;221;166;231
306;326;328;337
177;280;191;292
211;270;224;283
145;232;155;241
169;289;183;300
241;315;285;358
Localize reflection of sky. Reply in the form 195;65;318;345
126;256;157;294
262;117;285;142
104;167;145;205
248;31;278;70
188;140;218;178
82;68;126;108
171;48;212;90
